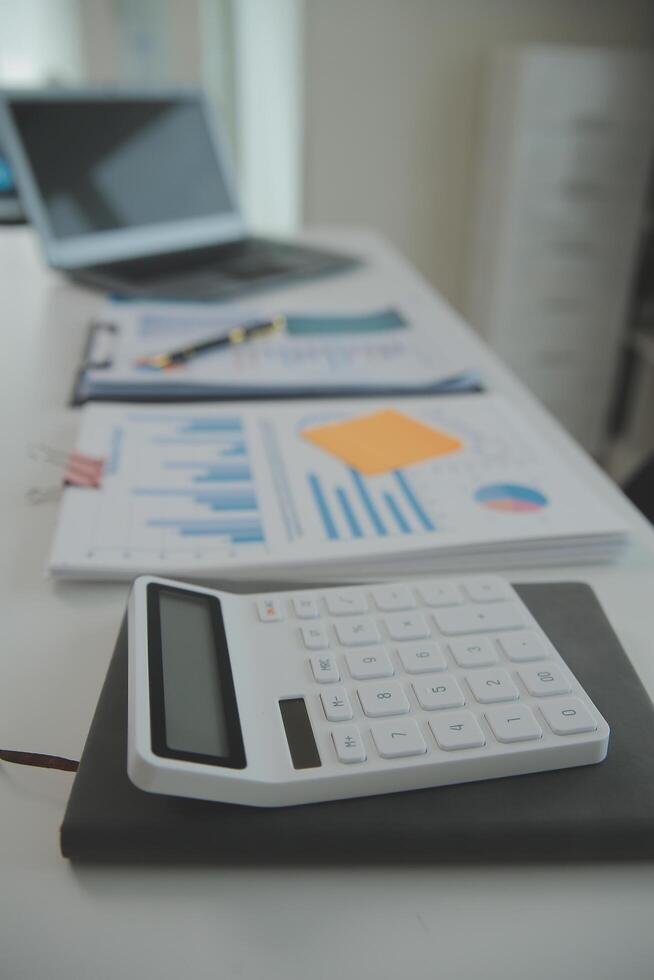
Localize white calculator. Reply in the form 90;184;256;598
127;574;610;807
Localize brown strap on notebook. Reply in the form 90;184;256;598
0;749;79;772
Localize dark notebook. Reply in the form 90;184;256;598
61;583;654;863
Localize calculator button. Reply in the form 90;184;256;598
449;637;498;668
332;726;367;764
345;648;394;680
540;698;597;735
463;577;512;603
358;682;410;718
418;581;463;607
372;585;417;611
485;704;543;743
256;597;285;622
466;668;519;704
334;617;380;646
413;675;465;710
384;611;431;641
325;590;368;616
498;631;549;662
310;654;340;683
433;602;524;635
371;719;427;759
321;688;354;722
429;712;486;751
397;641;447;674
293;595;320;619
518;664;571;697
302;623;330;650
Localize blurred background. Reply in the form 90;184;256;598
1;0;653;481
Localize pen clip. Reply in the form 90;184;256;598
84;321;118;370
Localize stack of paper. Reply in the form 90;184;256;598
72;302;480;403
48;394;628;581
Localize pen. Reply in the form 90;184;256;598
136;315;285;369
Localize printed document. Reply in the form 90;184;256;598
49;395;628;581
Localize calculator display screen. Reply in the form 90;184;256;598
147;584;246;768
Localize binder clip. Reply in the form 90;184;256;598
27;444;105;503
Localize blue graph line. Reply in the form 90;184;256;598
133;488;257;510
180;419;243;433
335;487;363;538
393;471;435;531
349;468;387;536
308;474;339;540
179;529;265;542
148;519;262;532
192;465;252;482
383;492;411;533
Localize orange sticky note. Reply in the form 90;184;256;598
302;409;462;476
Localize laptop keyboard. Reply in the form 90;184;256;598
83;238;347;298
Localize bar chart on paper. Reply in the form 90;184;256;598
84;412;269;561
49;394;628;580
306;467;437;540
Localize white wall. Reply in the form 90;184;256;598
302;0;654;311
0;0;84;85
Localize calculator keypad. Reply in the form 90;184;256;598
310;654;339;683
345;648;394;680
371;719;427;759
413;675;465;710
358;682;410;718
433;602;524;635
332;726;367;763
384;611;431;641
485;704;542;743
321;688;354;722
397;641;447;674
518;664;571;697
302;623;330;650
293;595;319;619
449;636;498;668
429;712;486;751
466;668;519;704
255;576;605;777
334;617;380;647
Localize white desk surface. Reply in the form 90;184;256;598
2;227;653;980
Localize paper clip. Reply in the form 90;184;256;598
27;443;105;489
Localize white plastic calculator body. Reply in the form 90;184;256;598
127;574;609;807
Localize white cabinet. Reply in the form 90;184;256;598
466;46;654;454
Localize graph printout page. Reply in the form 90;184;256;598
48;396;627;579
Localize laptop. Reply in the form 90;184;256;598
0;89;358;299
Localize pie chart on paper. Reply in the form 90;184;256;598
474;483;548;513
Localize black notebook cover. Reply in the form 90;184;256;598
61;583;654;863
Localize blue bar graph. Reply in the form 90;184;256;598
193;465;252;482
179;419;243;433
335;487;363;538
182;529;265;543
148;516;264;545
161;462;253;481
393;470;435;531
383;492;411;533
308;474;339;540
349;468;387;536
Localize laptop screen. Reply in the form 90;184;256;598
7;98;235;239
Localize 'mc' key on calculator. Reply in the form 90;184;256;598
127;574;609;807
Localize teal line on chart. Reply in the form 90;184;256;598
383;492;411;533
393;470;435;531
308;474;339;540
349;468;387;536
335;487;363;538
